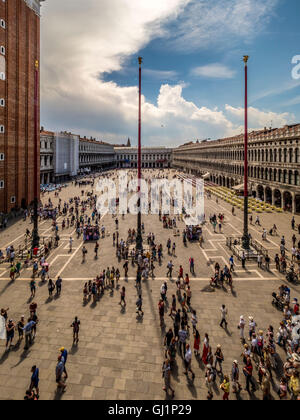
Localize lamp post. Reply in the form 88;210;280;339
136;57;143;252
32;59;40;250
242;55;250;250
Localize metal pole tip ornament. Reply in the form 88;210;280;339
138;57;143;65
35;60;39;69
243;55;249;64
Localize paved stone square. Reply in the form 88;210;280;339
0;170;299;400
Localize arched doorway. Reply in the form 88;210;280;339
283;191;292;212
257;185;264;201
265;187;272;204
274;190;282;208
295;195;300;214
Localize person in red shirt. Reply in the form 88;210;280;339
293;299;299;315
178;266;184;281
184;274;190;289
158;299;165;327
243;357;256;393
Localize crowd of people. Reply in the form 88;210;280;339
0;169;299;401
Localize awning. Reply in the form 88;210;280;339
202;172;210;180
232;183;244;191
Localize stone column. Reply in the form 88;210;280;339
291;192;296;214
270;188;274;205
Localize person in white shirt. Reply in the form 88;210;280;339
205;365;214;399
184;344;195;379
250;333;259;363
166;261;174;278
239;315;245;342
220;305;228;329
257;254;263;269
160;283;166;301
191;310;198;333
248;316;256;341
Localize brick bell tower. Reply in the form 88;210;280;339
0;0;43;216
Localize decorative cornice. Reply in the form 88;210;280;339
23;0;44;16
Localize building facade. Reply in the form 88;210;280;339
40;130;117;183
40;129;53;184
40;130;80;183
53;131;79;182
172;124;300;214
79;137;116;174
0;0;42;214
115;147;172;169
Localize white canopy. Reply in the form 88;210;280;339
232;183;244;191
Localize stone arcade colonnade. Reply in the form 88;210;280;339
172;124;300;214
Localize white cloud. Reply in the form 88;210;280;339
191;63;236;79
143;69;179;81
282;96;300;107
225;104;295;128
40;0;288;147
168;0;278;51
40;0;191;144
41;0;190;80
251;81;300;103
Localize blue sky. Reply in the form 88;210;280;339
41;0;300;146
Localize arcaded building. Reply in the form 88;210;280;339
173;124;300;214
0;0;42;214
40;129;117;183
79;137;116;174
115;147;172;169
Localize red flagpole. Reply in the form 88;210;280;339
242;55;249;250
136;57;143;251
244;58;248;199
32;59;40;249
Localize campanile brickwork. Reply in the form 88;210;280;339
0;0;40;214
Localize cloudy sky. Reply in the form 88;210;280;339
40;0;300;147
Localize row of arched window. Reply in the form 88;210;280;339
177;146;299;164
173;158;300;186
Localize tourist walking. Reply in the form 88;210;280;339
214;345;224;374
220;305;228;329
184;344;195;379
29;366;40;398
238;315;245;342
220;375;230;400
231;360;242;394
162;358;175;398
60;347;68;379
166;261;174;278
71;317;80;345
56;356;66;391
136;295;144;317
6;319;15;350
119;287;126;308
